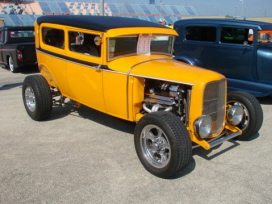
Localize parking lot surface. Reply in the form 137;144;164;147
0;67;272;204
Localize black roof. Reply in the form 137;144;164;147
174;18;272;30
0;26;34;31
37;15;167;32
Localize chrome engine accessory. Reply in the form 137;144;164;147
143;79;190;121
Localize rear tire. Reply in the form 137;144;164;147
8;56;19;73
134;111;192;178
22;75;52;121
227;91;263;140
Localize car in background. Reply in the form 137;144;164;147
174;18;272;97
22;16;262;178
0;26;36;72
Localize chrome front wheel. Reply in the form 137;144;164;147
140;124;171;169
134;111;192;178
227;101;250;131
227;91;263;140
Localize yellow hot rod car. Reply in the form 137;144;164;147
22;16;263;178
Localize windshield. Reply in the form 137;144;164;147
108;34;174;59
258;30;272;44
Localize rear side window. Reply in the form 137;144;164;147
220;27;253;45
185;26;216;42
42;27;64;49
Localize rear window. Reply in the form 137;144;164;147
6;29;35;43
9;30;34;38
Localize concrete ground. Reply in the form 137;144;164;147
0;67;271;204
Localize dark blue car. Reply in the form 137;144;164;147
174;18;272;97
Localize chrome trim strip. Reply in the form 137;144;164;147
127;58;175;75
36;49;104;70
0;48;17;52
102;69;126;75
37;49;63;59
129;74;194;86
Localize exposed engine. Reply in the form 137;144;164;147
143;79;190;122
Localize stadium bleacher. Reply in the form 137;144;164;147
0;0;198;26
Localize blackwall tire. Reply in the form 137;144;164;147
8;56;19;73
22;75;52;121
134;111;192;178
227;91;263;140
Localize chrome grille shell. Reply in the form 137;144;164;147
203;79;226;136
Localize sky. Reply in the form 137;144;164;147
177;0;272;17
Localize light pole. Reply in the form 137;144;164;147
100;0;104;16
240;0;243;17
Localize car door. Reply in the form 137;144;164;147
175;24;218;68
215;26;256;82
66;29;105;112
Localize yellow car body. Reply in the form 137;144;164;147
22;16;262;178
34;16;241;150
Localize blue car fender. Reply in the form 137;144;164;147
173;55;202;67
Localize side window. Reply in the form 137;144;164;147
185;26;216;42
220;27;253;45
69;31;101;57
43;27;64;49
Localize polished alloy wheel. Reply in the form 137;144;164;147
228;100;249;131
140;124;171;168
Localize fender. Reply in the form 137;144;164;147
173;55;202;67
39;64;59;89
0;49;12;66
2;49;19;68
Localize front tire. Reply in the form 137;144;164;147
22;75;52;121
227;91;263;140
134;111;192;178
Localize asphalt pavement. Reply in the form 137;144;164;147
0;67;272;204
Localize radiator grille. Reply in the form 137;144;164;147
203;79;226;135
